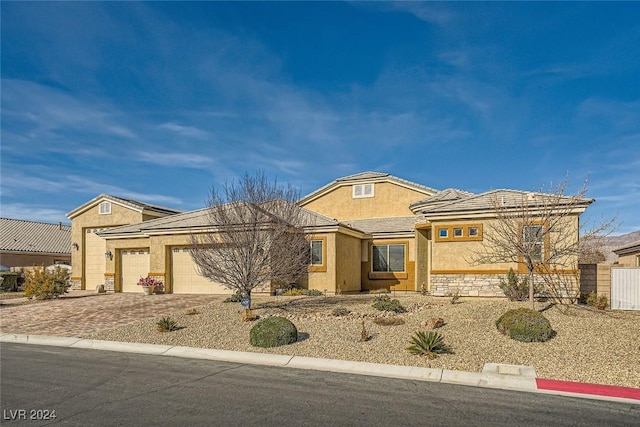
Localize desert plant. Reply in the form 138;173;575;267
156;316;179;332
23;266;70;300
585;291;608;310
282;288;323;296
447;291;460;304
372;294;406;313
223;292;243;303
499;269;530;301
250;317;298;348
406;331;452;359
495;308;554;342
360;320;370;342
0;272;19;291
373;317;405;326
331;306;350;317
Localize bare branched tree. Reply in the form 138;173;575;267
190;172;311;310
471;178;616;309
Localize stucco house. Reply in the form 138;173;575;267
67;172;593;296
0;218;71;268
613;241;640;267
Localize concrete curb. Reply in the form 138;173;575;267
1;333;637;404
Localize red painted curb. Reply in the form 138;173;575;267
536;378;640;400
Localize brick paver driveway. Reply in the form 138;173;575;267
0;293;221;337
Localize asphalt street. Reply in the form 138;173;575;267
1;343;638;426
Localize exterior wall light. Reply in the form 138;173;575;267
105;250;113;260
72;242;79;250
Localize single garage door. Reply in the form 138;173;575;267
85;228;107;290
121;249;150;293
171;247;230;294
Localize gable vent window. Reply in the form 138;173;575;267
99;201;112;215
353;183;374;199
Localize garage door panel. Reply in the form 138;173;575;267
85;229;106;290
172;248;230;294
121;249;150;293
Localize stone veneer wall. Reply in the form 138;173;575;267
431;274;505;297
104;276;115;292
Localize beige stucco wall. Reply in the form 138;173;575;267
301;182;429;220
70;203;145;289
335;233;362;293
617;253;640;267
305;233;337;293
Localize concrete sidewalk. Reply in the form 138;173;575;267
2;333;638;405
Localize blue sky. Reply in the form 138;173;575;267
1;2;639;234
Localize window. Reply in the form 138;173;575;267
439;228;448;238
310;240;323;265
99;201;111;215
352;183;374;198
523;225;544;262
372;244;405;272
468;227;479;237
453;228;463;238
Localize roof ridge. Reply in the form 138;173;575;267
1;217;71;227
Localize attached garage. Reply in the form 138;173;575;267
171;247;230;294
84;228;108;290
121;249;150;292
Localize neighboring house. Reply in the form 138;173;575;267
67;172;593;296
613;241;640;267
0;218;71;268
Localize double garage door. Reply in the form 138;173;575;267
171;247;230;294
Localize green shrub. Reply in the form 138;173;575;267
250;317;298;348
0;272;19;291
374;317;405;326
331;306;350;317
305;289;323;296
499;268;530;301
23;266;70;300
223;292;243;303
585;291;608;310
406;331;452;359
495;308;554;342
372;294;406;313
156;316;179;332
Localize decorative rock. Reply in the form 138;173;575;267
425;317;445;329
242;309;258;322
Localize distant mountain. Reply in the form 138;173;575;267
600;230;640;263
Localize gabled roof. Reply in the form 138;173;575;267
418;189;594;218
299;171;439;205
613;240;640;256
66;194;182;219
343;217;417;236
409;188;474;211
0;218;71;255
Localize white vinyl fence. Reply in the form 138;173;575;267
611;267;640;310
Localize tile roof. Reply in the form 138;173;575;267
419;189;594;215
613;240;640;255
98;202;343;237
343;217;417;235
0;218;71;254
409;188;474;210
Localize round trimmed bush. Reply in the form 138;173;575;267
250;317;298;348
495;308;554;343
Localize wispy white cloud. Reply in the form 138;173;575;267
159;122;211;139
390;2;455;27
136;151;215;169
0;203;70;224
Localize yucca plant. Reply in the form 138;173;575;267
406;331;452;359
156;316;179;332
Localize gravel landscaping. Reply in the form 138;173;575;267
87;294;640;388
